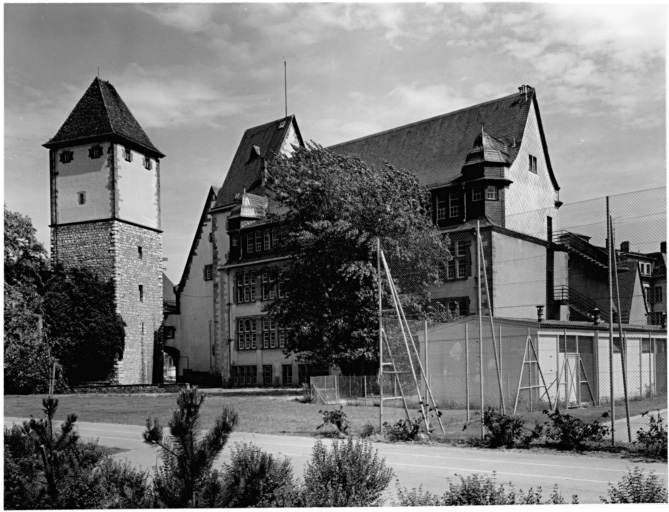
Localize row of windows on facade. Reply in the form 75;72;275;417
435;185;498;221
237;316;288;351
236;270;285;303
60;146;153;169
643;285;663;305
556;334;664;354
232;363;329;387
231;227;280;255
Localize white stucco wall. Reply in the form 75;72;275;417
54;143;112;223
492;231;546;318
505;102;558;238
116;145;159;229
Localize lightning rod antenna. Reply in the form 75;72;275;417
284;61;288;118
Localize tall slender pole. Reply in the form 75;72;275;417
423;321;429;402
611;218;632;442
477;221;484;440
606;199;616;446
465;323;470;422
284;61;288;118
377;238;384;434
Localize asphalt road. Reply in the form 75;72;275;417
5;417;667;504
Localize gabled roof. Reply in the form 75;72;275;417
214;115;303;209
329;86;559;191
176;186;220;293
43;77;164;158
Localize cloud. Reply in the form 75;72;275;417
136;4;218;34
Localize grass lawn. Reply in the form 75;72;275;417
5;393;665;444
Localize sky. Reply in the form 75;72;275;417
4;2;666;283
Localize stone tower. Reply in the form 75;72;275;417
43;77;165;384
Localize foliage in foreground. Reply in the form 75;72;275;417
264;144;450;374
600;466;668;503
143;387;238;507
543;408;609;450
635;413;668;459
4;396;152;509
395;472;579;506
300;438;394;507
483;407;542;448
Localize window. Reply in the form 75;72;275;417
436;196;448;220
164;326;175;339
298;364;329;385
139;285;144;302
472;187;482;202
60;150;73;164
264;229;271;250
231;235;238;247
639;262;652;276
77;191;86;205
529;154;538;174
247;233;254;254
232;365;257;387
654;286;663;304
260;315;287;349
143;157;152;170
445;240;469;280
263;365;273;386
236;318;258;350
89;145;103;159
486;186;498;200
138;246;143;259
236;271;256;303
282;365;293;386
644;286;651;304
255;231;262;252
449;193;460;218
204;264;213;281
272;227;279;247
124;148;133;162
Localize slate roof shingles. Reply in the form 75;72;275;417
44;77;164;157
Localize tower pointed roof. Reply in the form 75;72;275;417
43;77;164;158
463;129;511;167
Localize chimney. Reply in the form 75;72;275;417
661;241;666;254
593;308;600;325
518;85;532;101
536;305;544;323
620;241;630;253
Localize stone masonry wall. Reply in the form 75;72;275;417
113;222;163;384
50;220;162;385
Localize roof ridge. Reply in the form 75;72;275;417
329;90;528;150
95;78;115;136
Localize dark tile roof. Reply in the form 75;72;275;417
44;77;164;157
214;115;303;209
329;87;558;191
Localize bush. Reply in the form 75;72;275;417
300;438;394;506
360;422;377;438
635;413;667;459
317;405;350;435
94;458;154;509
600;467;668;503
220;442;296;507
483;407;542;448
543;408;608;450
384;417;421;441
395;473;579;506
143;387;238;507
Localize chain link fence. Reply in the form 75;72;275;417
332;187;666;445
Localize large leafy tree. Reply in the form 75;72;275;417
44;265;126;385
4;205;126;391
264;144;449;374
4;205;51;393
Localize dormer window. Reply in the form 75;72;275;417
486;186;498;201
639;262;652;276
529;154;538;174
60;150;74;164
89;145;103;159
124;148;133;162
143;157;152;170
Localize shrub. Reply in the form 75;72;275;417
635;413;667;459
384;417;421;442
143;387;238;507
483;407;542;448
600;467;668;503
220;442;296;507
360;422;377;438
395;473;579;506
300;438;394;506
317;405;350;435
543;408;608;450
299;382;312;403
94;458;154;509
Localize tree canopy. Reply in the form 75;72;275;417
264;144;449;374
4;205;126;392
